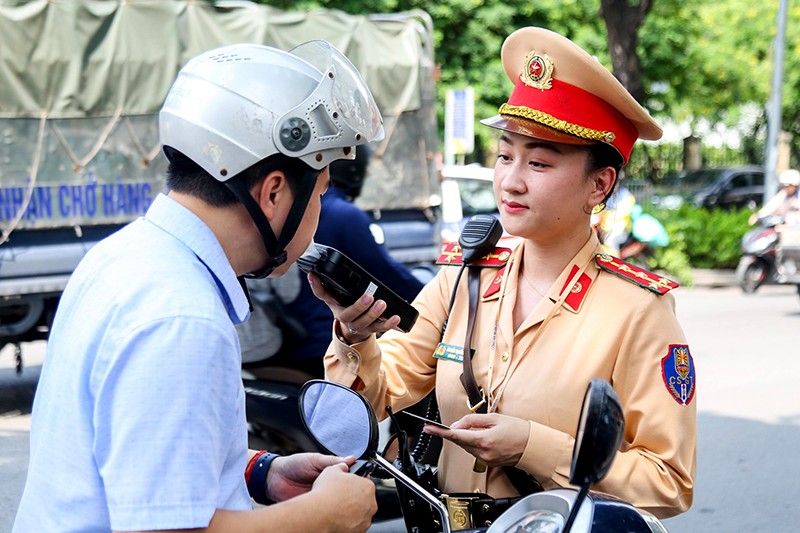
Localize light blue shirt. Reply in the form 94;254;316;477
14;194;252;532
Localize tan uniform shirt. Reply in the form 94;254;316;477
325;234;696;518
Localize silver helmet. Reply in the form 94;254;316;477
159;41;385;180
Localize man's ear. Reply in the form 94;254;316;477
254;170;290;219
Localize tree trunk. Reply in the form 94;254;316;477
599;0;653;104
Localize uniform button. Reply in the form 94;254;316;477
501;352;509;362
347;352;358;362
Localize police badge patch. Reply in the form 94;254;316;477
661;344;696;406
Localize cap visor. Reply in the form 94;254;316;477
480;114;597;147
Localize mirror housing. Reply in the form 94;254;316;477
569;379;625;487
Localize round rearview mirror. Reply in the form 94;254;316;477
299;380;378;459
569;379;625;487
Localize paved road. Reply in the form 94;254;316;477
663;284;800;533
1;284;799;531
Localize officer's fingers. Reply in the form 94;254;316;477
347;298;396;333
307;273;343;309
450;413;497;431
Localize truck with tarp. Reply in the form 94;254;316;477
0;0;439;361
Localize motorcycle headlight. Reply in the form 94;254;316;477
505;510;565;532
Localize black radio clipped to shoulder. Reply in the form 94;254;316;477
297;243;419;333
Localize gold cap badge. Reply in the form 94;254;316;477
522;51;554;90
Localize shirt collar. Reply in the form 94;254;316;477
144;193;250;324
485;232;602;314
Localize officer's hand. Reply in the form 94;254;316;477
423;413;530;467
266;453;356;502
307;272;399;343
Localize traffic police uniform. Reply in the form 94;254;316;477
324;27;696;519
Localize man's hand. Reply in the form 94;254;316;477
265;453;356;502
312;462;377;532
422;413;530;467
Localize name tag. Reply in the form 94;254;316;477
433;342;472;363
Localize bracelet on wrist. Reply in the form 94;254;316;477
245;451;279;505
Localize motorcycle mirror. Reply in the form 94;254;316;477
298;380;378;460
298;379;455;533
568;379;625;487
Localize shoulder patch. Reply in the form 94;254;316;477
661;344;696;406
437;242;513;268
595;253;678;295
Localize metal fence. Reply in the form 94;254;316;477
626;140;764;183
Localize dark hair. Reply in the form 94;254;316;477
165;149;309;206
584;142;624;206
329;143;372;200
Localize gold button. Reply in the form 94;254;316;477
347;352;358;362
501;352;509;362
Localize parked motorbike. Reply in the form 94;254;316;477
736;215;782;294
297;378;669;533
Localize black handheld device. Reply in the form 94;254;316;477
297;243;419;333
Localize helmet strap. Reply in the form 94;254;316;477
224;176;284;279
224;168;320;279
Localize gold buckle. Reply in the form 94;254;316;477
466;388;486;413
442;494;478;530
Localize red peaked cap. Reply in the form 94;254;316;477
481;27;662;164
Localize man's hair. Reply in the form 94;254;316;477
165;149;310;206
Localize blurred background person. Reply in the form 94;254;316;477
749;168;800;227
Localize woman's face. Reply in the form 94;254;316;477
493;131;605;244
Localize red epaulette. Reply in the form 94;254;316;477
595;253;679;295
436;242;513;268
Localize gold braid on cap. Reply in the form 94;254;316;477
499;103;616;143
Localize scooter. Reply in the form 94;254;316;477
297;378;669;533
736;215;782;294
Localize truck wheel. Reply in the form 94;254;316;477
740;262;767;294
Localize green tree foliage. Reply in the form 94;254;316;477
256;0;799;168
651;205;752;272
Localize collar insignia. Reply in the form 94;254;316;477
559;265;593;312
483;265;507;299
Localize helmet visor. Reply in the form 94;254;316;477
288;41;384;148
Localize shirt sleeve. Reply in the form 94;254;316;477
323;267;451;416
92;315;244;530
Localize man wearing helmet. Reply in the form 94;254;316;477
749;168;800;227
14;42;383;532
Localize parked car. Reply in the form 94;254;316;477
651;166;765;211
438;164;498;242
691;166;765;210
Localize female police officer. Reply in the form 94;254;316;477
316;27;696;519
